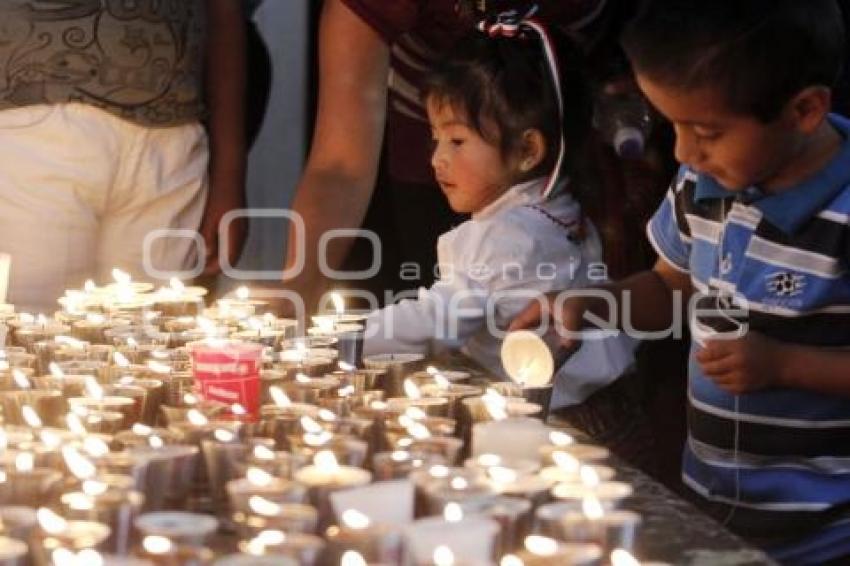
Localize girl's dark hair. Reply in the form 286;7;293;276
621;0;845;122
424;28;592;184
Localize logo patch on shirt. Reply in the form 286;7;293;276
766;272;806;297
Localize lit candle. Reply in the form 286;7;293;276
324;509;404;565
293;451;372;531
504;535;601;566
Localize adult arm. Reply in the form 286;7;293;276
283;0;390;312
200;0;248;275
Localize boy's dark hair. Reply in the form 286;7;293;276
423;29;591;183
621;0;846;122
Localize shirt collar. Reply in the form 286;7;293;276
472;177;550;220
694;113;850;234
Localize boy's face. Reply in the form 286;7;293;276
427;98;517;214
636;73;802;192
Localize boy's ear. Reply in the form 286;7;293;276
518;129;546;172
786;86;832;134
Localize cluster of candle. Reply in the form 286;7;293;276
0;274;667;565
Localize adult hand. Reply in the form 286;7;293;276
199;183;247;276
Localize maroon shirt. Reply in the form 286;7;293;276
342;0;608;184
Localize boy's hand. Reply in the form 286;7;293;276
696;331;785;394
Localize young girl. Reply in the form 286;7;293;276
364;27;636;406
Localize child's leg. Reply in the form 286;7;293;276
0;104;116;312
96;120;209;284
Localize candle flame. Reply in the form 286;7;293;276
582;495;605;520
21;405;42;428
256;530;285;546
169;277;185;292
249;495;281;517
133;423;153;436
403;379;422;400
341;509;371;530
391;450;409;462
434;373;451;390
338;361;355;372
84;280;96;293
581;465;601;487
429;465;450;478
482;388;508;421
113;351;131;368
525;535;558;556
338;385;355;397
146;361;171;375
142;535;173;555
231;403;247;416
183;392;199;405
253;445;275;460
66;412;88;436
83;375;104;399
126;336;139;348
433;545;455;566
295;373;311;384
246;467;274;488
611;549;641;566
62;446;96;480
501;555;525;566
49;362;65;378
149;435;164;449
269;386;292;408
549;431;574;447
313;450;339;472
112;268;131;285
37;507;68;535
318;408;337;422
370;400;387;411
341;551;368;566
488;466;518;485
300;416;324;434
12;369;31;390
214;428;236;443
405;406;428;421
552;451;580;473
407;421;431;440
82;479;108;496
303;430;333;447
331;292;345;315
83;436;110;458
477;454;502;467
187;409;208;426
450;477;468;491
15;452;34;472
443;502;463;523
235;286;250;301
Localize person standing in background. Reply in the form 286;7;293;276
279;0;650;314
0;0;247;312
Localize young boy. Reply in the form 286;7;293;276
511;1;850;562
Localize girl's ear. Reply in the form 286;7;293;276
518;129;547;172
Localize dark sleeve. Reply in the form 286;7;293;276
340;0;421;44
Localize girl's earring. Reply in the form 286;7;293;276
520;159;534;172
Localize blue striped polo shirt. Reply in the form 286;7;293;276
647;114;850;564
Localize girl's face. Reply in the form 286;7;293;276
427;98;520;214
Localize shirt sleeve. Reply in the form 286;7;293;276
340;0;420;43
646;166;693;272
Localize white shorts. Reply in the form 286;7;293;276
0;103;209;313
